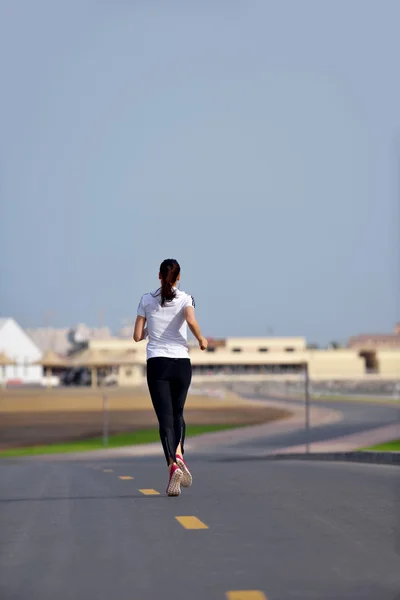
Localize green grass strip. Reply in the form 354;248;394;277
361;439;400;452
0;423;242;458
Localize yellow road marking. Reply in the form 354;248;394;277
226;592;267;600
139;489;160;495
103;469;113;472
175;516;208;529
118;476;134;480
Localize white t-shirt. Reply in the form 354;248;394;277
137;288;195;360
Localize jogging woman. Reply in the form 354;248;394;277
133;259;208;496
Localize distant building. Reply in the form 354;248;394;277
348;323;400;350
26;327;71;355
89;332;400;385
26;323;113;355
0;318;43;384
117;324;134;339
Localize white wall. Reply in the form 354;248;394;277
0;319;43;384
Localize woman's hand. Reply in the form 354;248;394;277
199;336;208;351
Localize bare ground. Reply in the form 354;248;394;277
0;387;290;449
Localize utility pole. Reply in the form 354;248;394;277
43;311;57;351
304;362;310;453
396;138;400;326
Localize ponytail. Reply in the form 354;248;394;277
158;258;181;307
161;278;175;306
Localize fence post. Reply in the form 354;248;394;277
103;394;109;449
304;363;310;453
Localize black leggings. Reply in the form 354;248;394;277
146;357;192;465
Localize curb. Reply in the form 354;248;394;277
215;451;400;466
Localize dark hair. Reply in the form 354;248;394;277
159;258;181;307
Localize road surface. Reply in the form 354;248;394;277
229;385;400;454
0;454;399;600
1;389;400;599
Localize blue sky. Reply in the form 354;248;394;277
0;0;399;344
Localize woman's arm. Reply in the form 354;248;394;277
133;315;147;342
184;306;208;351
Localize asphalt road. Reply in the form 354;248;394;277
1;454;399;600
230;385;400;453
1;389;400;599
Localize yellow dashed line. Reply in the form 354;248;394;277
226;592;267;600
118;476;134;480
139;489;160;495
103;469;113;472
175;516;208;529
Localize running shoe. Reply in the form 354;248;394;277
166;463;183;496
176;454;192;488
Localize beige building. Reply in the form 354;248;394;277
348;323;400;350
89;335;399;386
346;323;400;380
376;350;400;378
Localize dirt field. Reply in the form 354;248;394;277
0;387;290;449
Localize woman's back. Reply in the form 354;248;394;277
138;288;195;359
